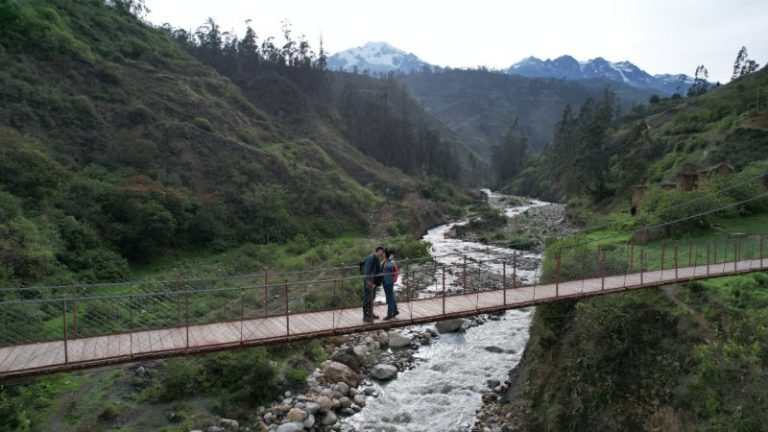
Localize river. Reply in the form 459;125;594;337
343;192;549;432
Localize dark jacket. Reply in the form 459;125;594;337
363;253;380;284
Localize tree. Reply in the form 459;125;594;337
687;65;709;97
492;119;531;185
731;46;760;80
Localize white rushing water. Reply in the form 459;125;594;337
344;191;550;432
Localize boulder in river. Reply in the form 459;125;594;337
484;346;503;353
330;346;364;372
436;318;464;333
388;332;412;348
275;422;304;432
370;364;398;380
323;361;362;387
320;411;338;425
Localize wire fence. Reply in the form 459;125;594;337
0;234;765;376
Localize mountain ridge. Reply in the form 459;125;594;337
328;41;694;94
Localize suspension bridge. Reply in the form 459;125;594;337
0;234;765;380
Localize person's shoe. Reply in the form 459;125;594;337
383;315;393;321
392;311;400;318
363;316;374;323
372;314;380;319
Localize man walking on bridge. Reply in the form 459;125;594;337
362;246;385;322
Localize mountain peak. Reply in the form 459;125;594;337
507;55;691;95
327;41;431;74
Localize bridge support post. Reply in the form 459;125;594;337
674;242;679;280
240;284;245;345
442;266;446;315
734;238;738;272
175;274;181;325
62;299;68;365
688;241;692;267
714;239;718;269
463;256;468;294
512;252;517;291
555;251;561;297
707;241;711;275
71;280;77;338
339;264;345;309
600;249;605;291
285;280;289;336
502;261;507;306
761;234;765;268
264;268;269;318
629;244;634;273
185;279;189;349
660;243;666;281
640;250;644;285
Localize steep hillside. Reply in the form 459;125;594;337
504;66;768;204
400;69;656;157
0;0;453;286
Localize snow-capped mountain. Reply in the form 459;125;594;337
326;41;432;74
507;55;694;95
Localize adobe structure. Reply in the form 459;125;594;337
631;161;734;214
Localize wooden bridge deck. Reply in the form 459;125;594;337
1;258;765;379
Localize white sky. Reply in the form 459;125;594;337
145;0;767;83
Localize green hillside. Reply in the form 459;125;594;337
488;67;768;431
506;66;768;204
0;0;466;287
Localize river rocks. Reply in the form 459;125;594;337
353;394;367;407
339;396;352;408
336;381;349;396
304;401;320;415
315;395;333;412
286;408;307;422
218;418;239;429
303;414;315;429
275;422;304;432
320;411;338;425
436;318;464;333
388;332;412;348
370;364;398;380
484;346;503;353
487;379;501;389
330;346;363;372
323;361;361;387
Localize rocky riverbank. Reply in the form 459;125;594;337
189;315;500;432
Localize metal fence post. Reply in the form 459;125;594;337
71;280;77;338
62;299;68;364
629;244;634;273
707;241;711;275
660;243;666;280
264;268;269;318
340;263;345;309
600;250;605;291
502;261;507;306
463;256;468;294
175;274;181;324
185;280;190;349
734;238;738;272
240;283;245;345
761;234;765;268
555;251;561;297
284;280;289;336
674;242;679;280
640;250;645;285
442;266;446;315
512;252;517;290
714;239;718;267
688;241;692;267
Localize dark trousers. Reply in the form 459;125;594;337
383;283;398;317
362;281;374;318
